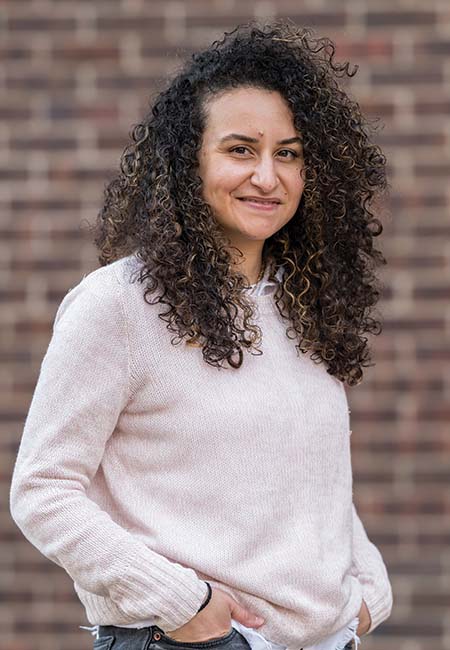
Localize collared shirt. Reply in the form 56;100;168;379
248;261;285;296
230;616;360;650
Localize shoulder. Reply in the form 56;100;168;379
77;254;141;295
54;255;142;328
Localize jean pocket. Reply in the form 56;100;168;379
156;628;237;648
93;636;115;650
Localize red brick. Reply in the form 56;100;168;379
366;11;437;27
2;3;450;649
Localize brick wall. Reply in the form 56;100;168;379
1;1;449;649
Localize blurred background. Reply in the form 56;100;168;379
1;1;449;649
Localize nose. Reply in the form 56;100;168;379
250;155;279;192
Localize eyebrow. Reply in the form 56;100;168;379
218;133;303;146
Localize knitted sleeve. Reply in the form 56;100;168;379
351;501;394;634
9;274;207;630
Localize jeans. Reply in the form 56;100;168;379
93;625;248;650
92;625;355;650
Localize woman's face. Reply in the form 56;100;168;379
198;86;305;248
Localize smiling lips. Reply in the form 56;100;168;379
237;196;281;211
238;196;281;204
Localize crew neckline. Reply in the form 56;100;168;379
126;253;281;314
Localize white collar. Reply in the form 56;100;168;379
249;262;285;295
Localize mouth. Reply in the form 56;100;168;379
237;197;281;205
236;197;282;213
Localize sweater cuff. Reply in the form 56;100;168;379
351;502;393;635
110;553;209;631
362;582;393;635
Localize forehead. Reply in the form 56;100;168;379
203;87;297;135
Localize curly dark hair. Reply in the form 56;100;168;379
89;18;389;386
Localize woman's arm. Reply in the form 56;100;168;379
351;501;394;634
9;275;207;630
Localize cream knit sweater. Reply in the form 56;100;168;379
9;254;393;650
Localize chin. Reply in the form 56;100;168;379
238;230;277;240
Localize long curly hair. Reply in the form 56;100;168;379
90;18;389;386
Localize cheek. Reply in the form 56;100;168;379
289;168;305;197
206;165;245;196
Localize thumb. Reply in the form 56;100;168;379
228;598;265;628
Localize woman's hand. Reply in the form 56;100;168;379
356;599;371;636
165;587;265;643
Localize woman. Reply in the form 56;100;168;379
10;19;393;650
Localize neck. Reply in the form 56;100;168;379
247;259;266;285
228;241;266;285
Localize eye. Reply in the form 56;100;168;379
277;149;300;160
229;146;300;160
230;146;251;155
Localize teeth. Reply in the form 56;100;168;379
242;199;277;204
